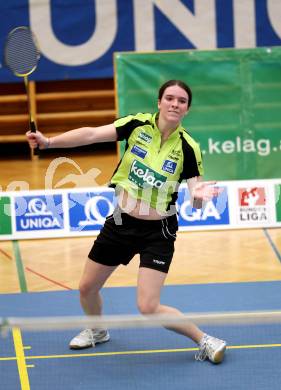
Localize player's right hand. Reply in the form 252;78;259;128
26;130;49;150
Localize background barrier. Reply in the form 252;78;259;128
1;179;280;240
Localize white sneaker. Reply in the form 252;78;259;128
69;329;110;350
195;334;226;364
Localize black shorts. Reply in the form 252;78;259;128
88;209;178;273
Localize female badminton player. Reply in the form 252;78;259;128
26;79;226;364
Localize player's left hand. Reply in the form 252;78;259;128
193;181;222;201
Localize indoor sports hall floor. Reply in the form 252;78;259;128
0;228;281;390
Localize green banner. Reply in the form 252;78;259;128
0;197;12;235
114;48;281;180
275;185;281;222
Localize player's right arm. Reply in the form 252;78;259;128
26;123;117;150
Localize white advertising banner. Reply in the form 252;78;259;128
0;179;280;241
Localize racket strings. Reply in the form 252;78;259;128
5;28;40;76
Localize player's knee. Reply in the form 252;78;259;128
79;280;98;298
137;298;159;315
79;281;90;298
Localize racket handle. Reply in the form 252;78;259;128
30;120;40;156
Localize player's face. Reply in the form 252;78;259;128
158;85;189;125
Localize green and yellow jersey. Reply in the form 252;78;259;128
110;113;203;213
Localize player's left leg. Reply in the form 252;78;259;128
136;267;203;343
136;267;226;363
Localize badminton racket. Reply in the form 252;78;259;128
4;26;40;155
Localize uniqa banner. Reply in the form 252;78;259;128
0;0;280;82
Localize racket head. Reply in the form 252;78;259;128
4;26;40;77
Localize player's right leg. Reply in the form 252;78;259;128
69;259;117;349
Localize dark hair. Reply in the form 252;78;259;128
158;80;192;108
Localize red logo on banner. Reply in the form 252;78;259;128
239;187;266;207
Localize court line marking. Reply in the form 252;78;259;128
0;247;12;260
25;266;72;290
0;356;16;361
263;228;281;263
1;343;281;361
12;327;30;390
12;241;28;293
10;239;72;291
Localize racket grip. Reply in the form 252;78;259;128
30;120;40;156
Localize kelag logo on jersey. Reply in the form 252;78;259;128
177;187;229;226
15;195;64;231
129;160;167;189
68;191;116;231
